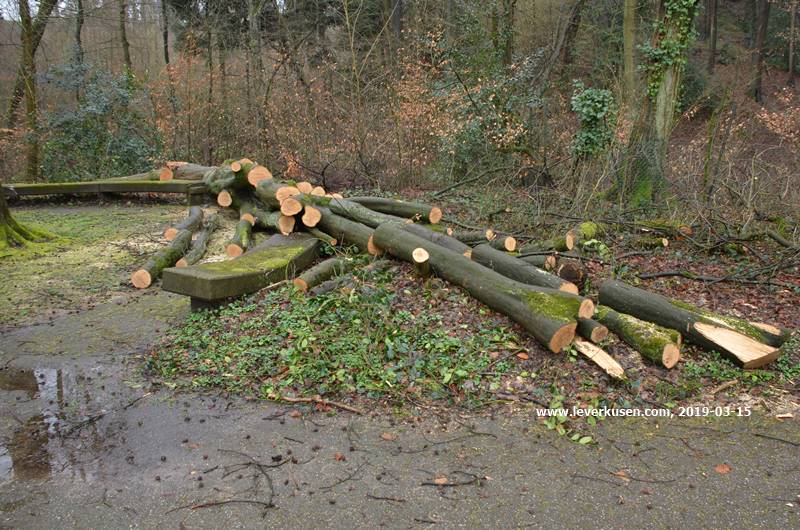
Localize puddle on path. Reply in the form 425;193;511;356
0;365;124;485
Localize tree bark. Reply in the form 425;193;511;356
560;0;586;67
74;0;84;65
623;0;637;107
4;0;58;128
749;0;770;102
401;223;472;257
598;280;783;368
374;223;595;353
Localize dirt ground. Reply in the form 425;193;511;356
0;202;798;528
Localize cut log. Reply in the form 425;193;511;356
412;247;431;278
373;223;594;352
519;254;557;271
566;221;603;249
293;257;353;292
296;181;314;194
632;235;669;249
451;230;495;244
347;197;443;224
401;223;472;257
598;280;782;368
303;196;406;228
518;235;573;253
230;160;242;172
217;190;233;207
254;180;288;209
306;227;337;246
176;214;219;267
275;186;300;202
488;236;517;252
555;260;587;290
281;197;303;216
226;219;253;257
471;244;578;294
301;206;322;228
573;338;626;381
159;167;173;181
247;165;272;186
164;206;204;241
132;229;194;289
316;207;380;256
595;305;681;369
311;186;326;196
246;205;294;235
576;318;609;343
203;163;254;194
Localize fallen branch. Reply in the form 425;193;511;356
277;395;365;415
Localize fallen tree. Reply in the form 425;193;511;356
293;257;354;292
132;227;195;288
373;222;594;353
598;280;782;368
227;219;253;257
401;223;473;257
164;206;204;241
347;196;443;224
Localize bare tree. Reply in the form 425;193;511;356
707;0;717;73
749;0;770;102
623;0;636;102
120;0;133;72
18;0;40;181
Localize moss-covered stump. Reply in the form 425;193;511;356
566;221;604;249
373;223;594;353
599;280;782;368
596;305;681;369
0;192;53;253
162;233;319;302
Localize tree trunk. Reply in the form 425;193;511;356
4;0;58;128
391;0;403;47
501;0;517;65
227;219;253;257
346;197;443;224
576;318;608;343
789;0;797;86
131;229;194;289
707;0;717;73
623;0;637;106
176;214;219;267
595;305;681;368
74;0;84;65
560;0;586;67
620;0;699;207
163;206;204;241
0;187;50;252
293;257;353;292
598;280;783;368
119;0;132;72
373;223;595;353
749;0;770;102
18;0;39;181
401;223;473;257
471;243;579;294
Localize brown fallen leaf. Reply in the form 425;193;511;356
380;432;397;441
433;476;448;485
516;352;529;360
612;469;629;481
289;410;302;418
334;452;346;461
715;463;732;474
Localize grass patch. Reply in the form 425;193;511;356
148;264;518;406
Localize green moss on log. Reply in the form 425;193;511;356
596;305;681;368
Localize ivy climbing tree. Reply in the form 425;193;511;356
619;0;699;207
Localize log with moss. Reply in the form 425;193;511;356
131;229;194;289
148;163;216;182
164;206;204;241
204;160;269;195
471;244;578;294
488;236;517;252
254;179;290;209
576;318;609;343
347;196;443;224
244;203;295;235
227;219;253;257
306;227;337;246
373;223;594;352
299;195;405;228
176;214;219;267
450;229;495;245
598;280;782;368
595;305;681;369
565;221;603;250
402;223;472;257
293;257;354;292
518;235;573;253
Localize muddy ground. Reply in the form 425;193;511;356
0;203;798;528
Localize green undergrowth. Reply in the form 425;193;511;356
148;264;519;406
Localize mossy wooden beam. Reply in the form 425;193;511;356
161;233;319;301
3;180;206;196
373;223;594;353
598;280;782;368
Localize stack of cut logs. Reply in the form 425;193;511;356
131;159;790;378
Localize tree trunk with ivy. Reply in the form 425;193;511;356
618;0;699;207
